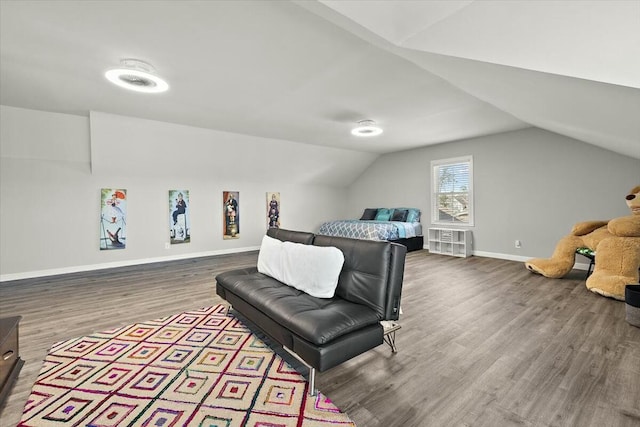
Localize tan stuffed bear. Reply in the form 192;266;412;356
525;186;640;300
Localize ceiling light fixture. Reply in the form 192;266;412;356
351;119;383;137
105;59;169;93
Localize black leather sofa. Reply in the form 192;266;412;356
215;228;407;394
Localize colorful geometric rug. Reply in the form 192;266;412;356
19;305;356;426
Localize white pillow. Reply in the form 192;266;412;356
280;241;344;298
257;235;284;280
257;235;344;298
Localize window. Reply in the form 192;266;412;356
431;156;473;226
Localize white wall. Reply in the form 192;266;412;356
346;127;640;261
1;106;376;280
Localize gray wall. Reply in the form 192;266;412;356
0;106;377;280
347;127;640;260
3;106;638;280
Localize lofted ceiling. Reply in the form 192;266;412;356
1;0;638;158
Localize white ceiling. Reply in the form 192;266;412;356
1;0;638;158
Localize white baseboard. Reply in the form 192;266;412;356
471;250;590;271
3;246;592;283
0;246;260;282
423;246;591;271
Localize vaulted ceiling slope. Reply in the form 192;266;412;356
310;0;640;159
1;1;638;159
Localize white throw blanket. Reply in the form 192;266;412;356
257;235;345;298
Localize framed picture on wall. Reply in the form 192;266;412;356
223;191;239;239
100;188;127;250
267;192;280;229
169;189;190;244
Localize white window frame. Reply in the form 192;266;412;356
431;155;474;226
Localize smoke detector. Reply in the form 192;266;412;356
105;59;169;93
351;119;383;137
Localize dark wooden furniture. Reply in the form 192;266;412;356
0;316;24;412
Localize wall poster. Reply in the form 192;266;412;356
223;191;240;239
100;188;127;250
169;189;190;244
267;192;280;229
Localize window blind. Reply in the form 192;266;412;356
431;156;473;225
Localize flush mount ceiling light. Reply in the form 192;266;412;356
105;59;169;93
351;119;383;137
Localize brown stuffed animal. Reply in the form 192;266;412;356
525;186;640;300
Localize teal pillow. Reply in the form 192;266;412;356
375;208;391;221
395;207;420;222
407;208;420;223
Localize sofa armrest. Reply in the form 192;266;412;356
385;243;407;320
313;235;407;320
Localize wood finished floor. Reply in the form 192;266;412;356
1;251;639;426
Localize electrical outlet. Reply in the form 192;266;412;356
165;242;171;249
515;240;522;248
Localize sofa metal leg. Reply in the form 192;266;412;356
308;368;317;396
384;331;398;353
223;304;232;317
282;346;318;396
381;320;401;353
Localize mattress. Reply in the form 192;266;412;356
318;220;422;241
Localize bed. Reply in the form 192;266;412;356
317;207;424;252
